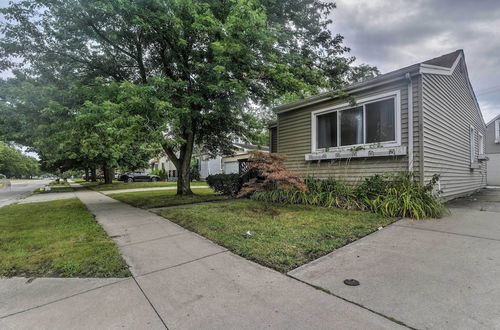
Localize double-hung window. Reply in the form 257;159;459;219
313;91;400;152
478;133;484;155
495;120;500;143
470;126;476;164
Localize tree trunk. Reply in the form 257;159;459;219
162;131;195;196
103;166;113;184
177;162;192;195
90;168;97;182
84;168;90;181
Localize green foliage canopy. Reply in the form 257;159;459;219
0;0;378;193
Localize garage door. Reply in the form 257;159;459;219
224;161;239;174
487;153;500;185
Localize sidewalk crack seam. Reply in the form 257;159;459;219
0;278;129;320
136;250;228;278
287;274;417;330
132;277;169;329
120;232;187;247
393;224;500;242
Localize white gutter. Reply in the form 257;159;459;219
405;73;414;172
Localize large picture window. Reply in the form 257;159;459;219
312;91;400;151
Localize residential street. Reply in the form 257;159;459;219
0;179;50;207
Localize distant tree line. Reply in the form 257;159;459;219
0;142;40;178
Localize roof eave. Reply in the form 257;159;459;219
273;64;420;114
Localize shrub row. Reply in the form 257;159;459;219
251;173;447;219
206;173;242;196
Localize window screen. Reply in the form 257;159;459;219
317;112;337;149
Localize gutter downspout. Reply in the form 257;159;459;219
405;73;414;172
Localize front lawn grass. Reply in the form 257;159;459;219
109;188;227;209
0;198;130;278
158;200;396;272
78;180;207;191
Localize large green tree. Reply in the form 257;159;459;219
1;0;371;194
0;75;158;183
0;142;40;178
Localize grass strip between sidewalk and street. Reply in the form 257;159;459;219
157;199;396;273
0;198;130;278
108;188;228;209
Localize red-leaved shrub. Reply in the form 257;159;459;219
238;151;306;198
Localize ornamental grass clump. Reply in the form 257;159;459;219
363;173;447;219
252;177;362;210
252;172;447;219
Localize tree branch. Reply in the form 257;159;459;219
162;144;180;169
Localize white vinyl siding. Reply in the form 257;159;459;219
278;80;411;185
421;57;486;198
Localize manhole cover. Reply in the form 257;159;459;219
344;279;360;286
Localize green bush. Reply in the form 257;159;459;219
206;173;241;196
363;173;447;219
190;164;200;181
354;174;389;201
251;173;447;219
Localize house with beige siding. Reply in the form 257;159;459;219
485;114;500;185
269;50;487;199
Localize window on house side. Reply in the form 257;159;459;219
340;106;363;146
366;99;396;143
470;126;476;163
317;112;337;149
496;120;500;143
478;133;484;155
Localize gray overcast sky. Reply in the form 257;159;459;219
332;0;500;122
1;0;499;122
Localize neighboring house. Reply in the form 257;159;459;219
197;142;269;179
149;155;178;180
485;114;500;185
149;142;269;180
269;50;487;199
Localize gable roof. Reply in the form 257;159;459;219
274;50;464;114
487;113;500;127
233;142;269;152
422;50;462;68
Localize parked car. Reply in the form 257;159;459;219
119;172;160;182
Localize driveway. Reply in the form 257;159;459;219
289;188;500;330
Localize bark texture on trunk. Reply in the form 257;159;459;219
177;164;192;195
103;166;113;184
162;130;195;196
90;168;97;182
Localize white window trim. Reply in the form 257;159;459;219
495;120;500;143
478;132;484;155
470;125;476;164
311;90;401;153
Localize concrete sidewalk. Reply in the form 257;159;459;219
1;188;405;329
289;190;500;330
